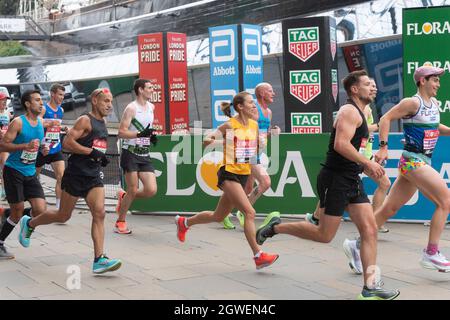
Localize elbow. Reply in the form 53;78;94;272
334;140;344;154
118;129;126;139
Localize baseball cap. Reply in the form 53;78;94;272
0;92;9;100
413;65;445;83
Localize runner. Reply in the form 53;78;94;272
0;91;12;200
175;91;279;270
17;88;122;274
255;70;400;299
35;83;67;210
222;82;280;229
115;79;158;234
0;90;48;260
347;65;450;273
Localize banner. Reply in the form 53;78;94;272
282;17;339;134
363;39;403;117
403;6;450;125
209;25;240;128
130;133;450;222
241;24;264;96
138;33;166;134
342;45;365;72
166;32;189;134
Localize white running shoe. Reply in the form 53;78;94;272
420;250;450;272
343;238;363;275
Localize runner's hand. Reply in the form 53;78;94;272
137;124;154;138
25;139;39;152
150;133;158;146
364;160;385;179
374;148;388;165
41;144;50;156
271;125;281;135
89;148;109;167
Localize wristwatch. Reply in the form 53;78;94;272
379;140;388;147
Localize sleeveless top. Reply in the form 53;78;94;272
222;117;259;175
5;115;44;176
363;105;374;160
122;101;154;156
402;94;440;159
42;103;64;154
256;101;271;137
66;114;109;177
323;99;369;175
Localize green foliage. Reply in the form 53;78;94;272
0;41;30;57
0;0;19;15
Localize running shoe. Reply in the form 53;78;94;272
256;214;281;245
236;210;245;227
378;225;389;233
262;211;281;227
358;282;400;300
175;215;189;242
305;212;319;226
254;252;279;270
222;215;235;229
92;255;122;274
113;220;132;234
115;189;126;214
420;250;450;272
343;238;363;274
18;215;33;248
0;245;14;260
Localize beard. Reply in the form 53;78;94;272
358;95;373;105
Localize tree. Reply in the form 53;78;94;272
0;0;19;15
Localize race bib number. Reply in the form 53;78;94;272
359;138;368;154
93;138;107;153
235;138;257;163
45;126;61;142
21;149;38;164
423;129;439;155
136;137;150;146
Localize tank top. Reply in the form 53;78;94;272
363;106;374;160
256;101;271;137
122;101;154;155
222;117;259;175
324;99;369;175
5;115;44;176
402;94;440;158
42;103;64;154
0;109;10;137
66;114;109;177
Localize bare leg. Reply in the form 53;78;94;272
86;187;106;258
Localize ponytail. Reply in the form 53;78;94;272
220;102;232;118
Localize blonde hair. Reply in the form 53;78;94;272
220;91;251;118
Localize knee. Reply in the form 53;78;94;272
360;223;378;241
92;209;106;221
378;178;391;192
143;186;157;198
317;233;334;243
126;186;138;198
259;176;271;193
55;172;64;182
438;198;450;213
243;208;256;220
58;213;71;223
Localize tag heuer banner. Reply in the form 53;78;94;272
283;17;339;133
403;6;450;125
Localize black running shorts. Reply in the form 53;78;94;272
317;167;369;217
61;172;103;198
3;166;45;204
36;151;65;168
217;166;249;190
120;148;155;173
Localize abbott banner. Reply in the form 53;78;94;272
403;6;450;125
209;24;263;128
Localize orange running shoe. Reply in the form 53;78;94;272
254;252;279;270
115;189;126;214
113;221;132;234
175;215;189;242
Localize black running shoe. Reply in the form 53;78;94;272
358;283;400;300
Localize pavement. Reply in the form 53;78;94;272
1;202;450;300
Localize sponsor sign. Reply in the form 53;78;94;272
291;112;322;133
289;70;321;104
287;27;320;62
241;24;264;97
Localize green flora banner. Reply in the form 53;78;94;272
130;134;328;214
403;6;450;125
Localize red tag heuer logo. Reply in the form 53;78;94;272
290;70;321;104
288;27;320;62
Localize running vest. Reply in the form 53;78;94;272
256;101;271;137
0;109;10;136
122;101;154;156
5;115;44;176
223;117;259;175
42;103;64;154
324;99;369;175
66;113;108;177
363;105;374;160
402;94;440;158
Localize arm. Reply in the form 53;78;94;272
62;115;92;155
0;117;37;152
118;104;138;139
375;97;419;163
438;124;450;136
203;122;229;147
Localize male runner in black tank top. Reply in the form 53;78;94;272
18;88;122;274
255;70;399;300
